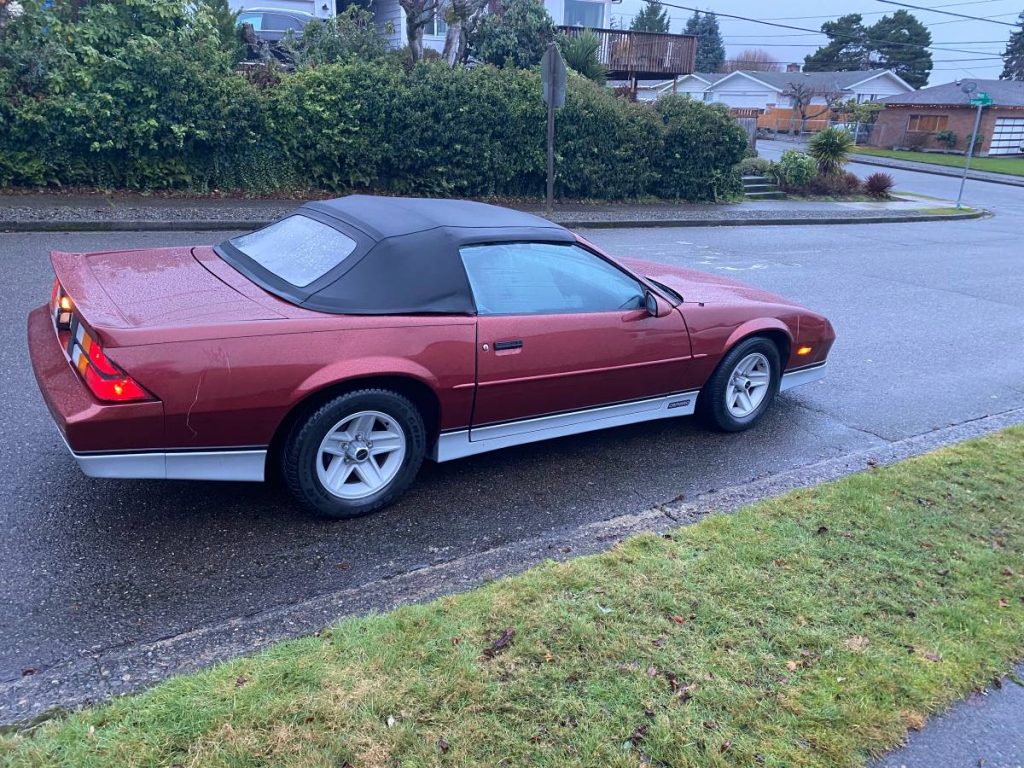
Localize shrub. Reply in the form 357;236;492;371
934;129;957;150
471;0;555;69
0;3;748;201
864;171;895;199
808;126;854;176
773;150;817;191
654;96;748;201
738;157;772;176
805;171;861;196
281;6;389;69
557;29;607;84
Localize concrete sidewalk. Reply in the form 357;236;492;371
0;191;985;232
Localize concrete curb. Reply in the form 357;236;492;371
3;404;1023;728
0;209;988;233
849;154;1024;188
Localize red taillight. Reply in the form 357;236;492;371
67;316;151;403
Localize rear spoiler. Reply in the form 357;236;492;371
50;251;132;339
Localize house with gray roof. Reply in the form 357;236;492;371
869;79;1024;155
626;68;913;111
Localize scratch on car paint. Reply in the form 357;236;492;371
185;373;206;438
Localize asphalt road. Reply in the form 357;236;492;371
2;175;1023;721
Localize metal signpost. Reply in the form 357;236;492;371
541;43;567;216
956;83;992;210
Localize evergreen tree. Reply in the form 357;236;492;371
631;0;670;33
803;14;870;72
870;10;932;89
684;10;724;72
1002;11;1024;80
803;10;932;88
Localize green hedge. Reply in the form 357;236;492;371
0;1;748;200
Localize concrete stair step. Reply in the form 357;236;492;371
744;190;786;200
742;183;778;192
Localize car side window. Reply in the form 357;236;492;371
263;13;301;31
461;242;645;315
237;12;262;31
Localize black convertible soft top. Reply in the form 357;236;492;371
215;195;575;315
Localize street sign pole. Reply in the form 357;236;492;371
540;43;566;217
957;91;990;209
546;75;555;216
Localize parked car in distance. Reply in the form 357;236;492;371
29;197;835;519
236;7;315;43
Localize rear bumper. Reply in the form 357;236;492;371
29;305;265;481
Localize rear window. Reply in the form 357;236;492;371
229;215;357;288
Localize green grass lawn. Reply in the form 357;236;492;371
853;147;1024;177
4;429;1024;767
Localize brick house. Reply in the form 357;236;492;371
869;79;1024;156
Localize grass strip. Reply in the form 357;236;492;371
3;428;1024;767
852;147;1024;177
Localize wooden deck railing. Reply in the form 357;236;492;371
558;26;697;78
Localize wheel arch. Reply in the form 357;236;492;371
723;319;792;369
266;374;442;478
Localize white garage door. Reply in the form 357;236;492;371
989;117;1024;156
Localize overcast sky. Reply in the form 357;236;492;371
606;0;1020;84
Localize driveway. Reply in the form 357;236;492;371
2;183;1023;720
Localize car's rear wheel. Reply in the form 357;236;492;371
283;389;426;519
699;336;781;432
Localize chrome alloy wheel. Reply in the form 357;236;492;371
725;352;772;418
316;410;407;500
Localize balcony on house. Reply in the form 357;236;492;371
557;26;698;80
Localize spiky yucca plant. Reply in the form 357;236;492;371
558;29;607;84
808;126;855;176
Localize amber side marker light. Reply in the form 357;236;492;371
797;346;813;356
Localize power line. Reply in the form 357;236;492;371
756;0;1013;23
875;0;1019;26
653;1;1003;56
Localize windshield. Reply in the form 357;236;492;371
228;215;357;288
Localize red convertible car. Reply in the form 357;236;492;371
29;196;834;518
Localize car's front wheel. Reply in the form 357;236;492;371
282;389;426;519
699;336;781;432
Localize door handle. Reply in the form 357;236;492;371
493;339;523;351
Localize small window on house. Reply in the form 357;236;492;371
908;114;949;133
427;12;447;36
564;0;605;28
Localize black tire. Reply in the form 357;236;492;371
282;389;426;519
699;336;782;432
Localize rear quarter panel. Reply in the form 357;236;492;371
110;319;476;450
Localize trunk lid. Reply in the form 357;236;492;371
50;247;285;333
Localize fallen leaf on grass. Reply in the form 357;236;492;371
900;710;926;730
646;665;658;677
1001;567;1014;577
998;598;1010;608
669;615;686;624
721;740;733;752
923;651;942;663
844;635;870;653
438;736;449;753
629;724;648;746
483;628;516;658
235;676;247;688
786;661;799;672
815;525;828;535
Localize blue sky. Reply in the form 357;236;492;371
607;0;1021;83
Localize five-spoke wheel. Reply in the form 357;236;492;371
699;336;781;432
283;390;425;519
